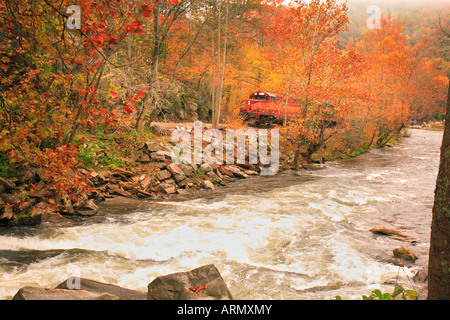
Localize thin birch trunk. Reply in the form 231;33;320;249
216;0;230;129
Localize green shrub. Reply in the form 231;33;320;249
77;146;95;168
333;286;418;301
0;151;11;178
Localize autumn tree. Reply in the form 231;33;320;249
354;13;447;148
266;0;362;167
0;0;160;200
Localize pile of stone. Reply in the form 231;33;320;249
85;140;260;200
0;139;261;227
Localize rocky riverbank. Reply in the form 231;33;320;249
0;127;282;228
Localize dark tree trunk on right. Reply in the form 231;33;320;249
427;78;450;300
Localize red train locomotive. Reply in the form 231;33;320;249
239;91;338;126
239;91;302;125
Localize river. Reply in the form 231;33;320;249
0;129;443;300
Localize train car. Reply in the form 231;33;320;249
240;91;339;126
239;91;303;124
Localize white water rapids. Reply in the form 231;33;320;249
0;129;443;299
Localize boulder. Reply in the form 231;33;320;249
179;164;194;177
0;206;13;221
202;180;215;190
147;264;232;300
218;165;234;178
73;192;89;208
226;166;249;179
114;168;134;178
177;178;192;188
156;170;172;181
107;184;133;198
172;173;187;184
16;209;42;226
119;181;137;191
61;193;74;215
151;150;173;162
167;163;184;176
89;171;102;186
22;166;37;182
370;226;417;243
32;202;76;225
144;141;172;154
393;247;418;263
30;202;53;218
99;171;112;180
167;163;187;183
12;286;118;300
138;153;151;163
129;150;142;163
145;141;160;153
149;124;171;136
0;206;14;226
76;199;99;216
56;278;147;300
140;175;155;191
29;188;53;199
150;152;165;162
206;171;221;182
199;163;213;173
0;177;16;190
412;268;428;283
157;181;177;194
1;204;45;227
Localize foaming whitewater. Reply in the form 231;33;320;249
0;129;442;299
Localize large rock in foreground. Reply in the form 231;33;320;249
12;286;118;300
147;264;232;300
56;277;147;300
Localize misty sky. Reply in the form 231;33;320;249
284;0;449;8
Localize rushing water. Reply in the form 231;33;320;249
0;129;443;300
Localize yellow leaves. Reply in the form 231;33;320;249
1;56;11;64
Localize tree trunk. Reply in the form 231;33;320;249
212;5;221;129
428;78;450;300
216;0;230;129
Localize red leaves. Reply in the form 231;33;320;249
141;4;154;18
110;91;119;99
91;33;108;46
188;285;206;293
124;102;136;114
108;35;118;45
91;61;103;68
122;21;143;35
142;0;179;18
